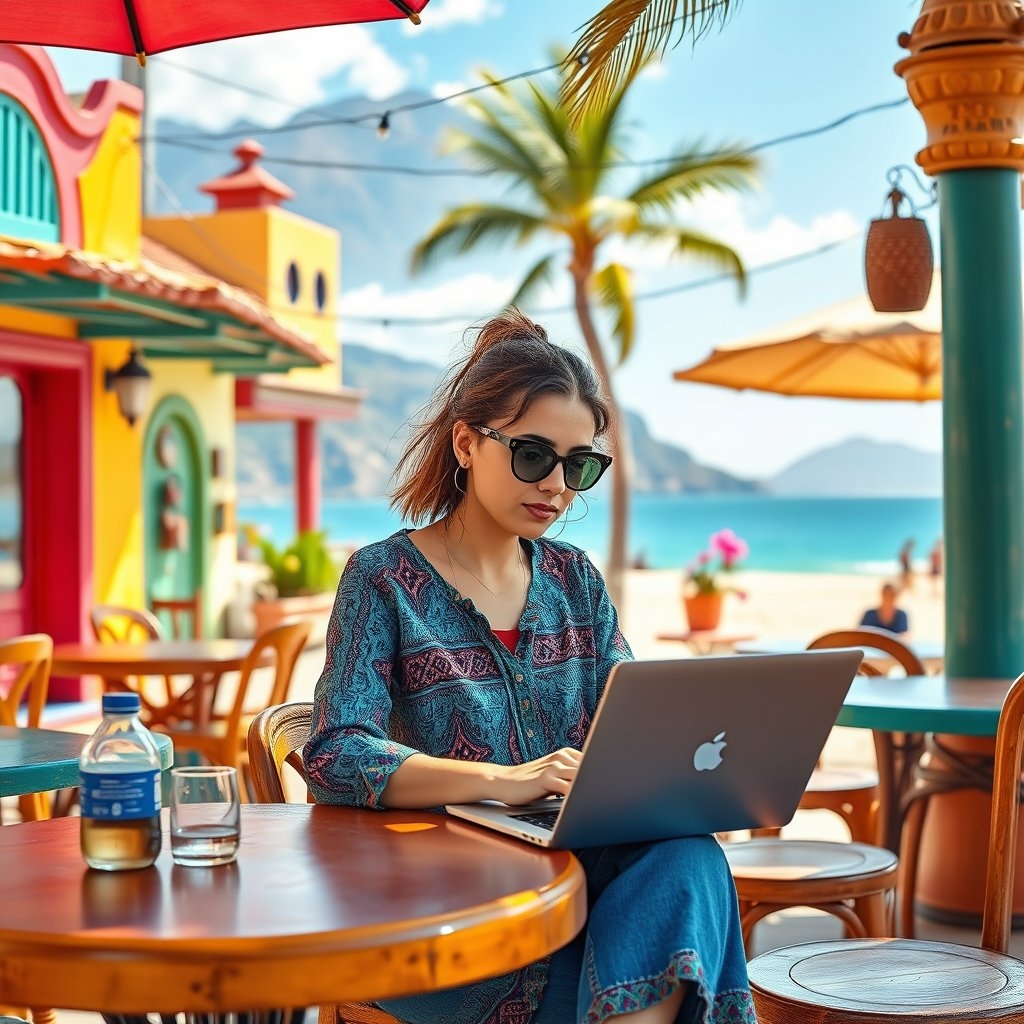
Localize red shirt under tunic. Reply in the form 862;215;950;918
492;628;520;653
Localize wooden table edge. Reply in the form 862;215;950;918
0;827;587;1013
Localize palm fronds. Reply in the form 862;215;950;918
562;0;739;123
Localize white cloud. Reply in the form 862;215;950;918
148;25;409;130
603;193;859;273
404;0;504;34
339;272;524;362
431;80;468;99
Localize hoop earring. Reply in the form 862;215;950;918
550;495;588;538
566;494;589;523
453;465;466;495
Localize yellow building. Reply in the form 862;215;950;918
0;44;358;697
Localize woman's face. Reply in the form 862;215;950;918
463;392;601;538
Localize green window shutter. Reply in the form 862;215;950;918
0;95;59;243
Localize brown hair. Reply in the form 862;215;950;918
391;307;611;525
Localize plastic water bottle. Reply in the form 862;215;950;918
79;692;163;871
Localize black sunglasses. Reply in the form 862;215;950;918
472;425;613;492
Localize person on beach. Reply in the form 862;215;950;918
898;538;915;591
859;581;909;635
929;538;943;595
304;309;755;1024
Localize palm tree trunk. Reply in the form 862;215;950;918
571;268;631;611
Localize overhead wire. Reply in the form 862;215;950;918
140;60;927;331
151;94;912;179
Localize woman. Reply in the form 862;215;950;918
304;309;755;1024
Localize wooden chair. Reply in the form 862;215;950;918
158;620;311;799
90;603;185;714
800;628;926;845
91;603;164;644
723;835;898;955
151;589;203;639
747;668;1024;1023
0;641;61;1024
247;702;403;1024
0;633;54;823
806;627;927;935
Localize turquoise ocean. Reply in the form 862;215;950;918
238;494;944;576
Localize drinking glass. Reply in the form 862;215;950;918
169;765;241;867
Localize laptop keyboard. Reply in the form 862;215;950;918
510;809;560;830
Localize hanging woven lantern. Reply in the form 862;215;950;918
864;185;934;313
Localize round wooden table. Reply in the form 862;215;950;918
51;639;262;726
0;803;586;1014
0;726;173;798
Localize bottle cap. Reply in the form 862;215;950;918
101;692;142;714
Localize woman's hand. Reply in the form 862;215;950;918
491;747;582;806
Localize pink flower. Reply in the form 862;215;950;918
710;528;749;568
684;528;749;597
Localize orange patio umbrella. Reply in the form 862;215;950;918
673;271;942;403
2;0;429;62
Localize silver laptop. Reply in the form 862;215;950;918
446;649;863;848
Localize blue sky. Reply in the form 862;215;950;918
46;0;950;479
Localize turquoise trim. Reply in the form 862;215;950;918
939;169;1024;678
0;95;59;243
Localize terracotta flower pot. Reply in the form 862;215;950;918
683;592;723;632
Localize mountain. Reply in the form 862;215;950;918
769;438;942;497
235;344;762;500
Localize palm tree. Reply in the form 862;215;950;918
411;58;758;609
563;2;741;121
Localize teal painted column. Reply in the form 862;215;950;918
939;169;1024;677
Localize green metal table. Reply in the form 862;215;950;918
0;726;173;798
836;673;1015;927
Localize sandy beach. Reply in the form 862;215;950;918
623;568;944;660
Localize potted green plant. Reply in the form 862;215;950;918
246;526;344;641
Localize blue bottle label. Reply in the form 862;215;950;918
80;769;161;819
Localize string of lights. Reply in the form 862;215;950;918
145;60;562;144
152;94;912;180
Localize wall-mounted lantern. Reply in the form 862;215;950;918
104;347;152;427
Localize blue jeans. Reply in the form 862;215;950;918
379;834;756;1024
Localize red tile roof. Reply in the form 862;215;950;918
0;237;328;367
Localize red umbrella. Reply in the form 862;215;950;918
3;0;429;62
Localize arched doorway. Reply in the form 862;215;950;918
142;396;209;638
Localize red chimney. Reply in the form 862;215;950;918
199;139;295;211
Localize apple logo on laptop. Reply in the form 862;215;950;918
693;731;727;771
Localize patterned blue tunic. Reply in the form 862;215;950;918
305;530;755;1024
305;530;629;806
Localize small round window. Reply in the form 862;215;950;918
286;262;300;304
315;271;328;313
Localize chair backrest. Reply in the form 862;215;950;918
91;604;164;644
150;590;203;639
246;701;313;803
224;620;313;745
807;627;926;677
983;670;1024;952
0;633;53;727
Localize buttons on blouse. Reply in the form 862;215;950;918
521;698;530;710
514;673;524;683
527;729;535;738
